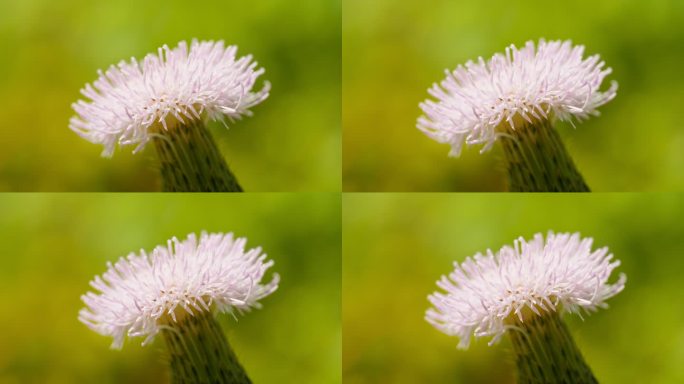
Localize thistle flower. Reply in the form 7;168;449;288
71;40;269;157
418;40;617;191
418;39;617;156
70;40;270;191
426;232;625;382
80;232;279;383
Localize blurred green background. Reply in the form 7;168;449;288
343;193;684;383
343;0;684;191
0;0;340;191
0;193;340;383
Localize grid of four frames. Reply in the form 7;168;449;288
1;1;683;383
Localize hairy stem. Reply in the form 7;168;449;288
152;120;243;192
500;119;590;192
509;312;597;384
162;312;251;384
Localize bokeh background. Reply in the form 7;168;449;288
343;193;684;383
0;193;341;383
0;0;340;191
343;0;684;191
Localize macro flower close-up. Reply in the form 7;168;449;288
3;0;684;382
0;194;342;382
418;39;617;157
343;0;684;192
70;39;269;158
80;231;279;349
416;39;619;192
426;231;626;382
426;231;625;348
68;39;273;192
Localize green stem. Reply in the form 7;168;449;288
162;312;251;384
500;119;590;192
508;312;597;384
152;120;243;192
